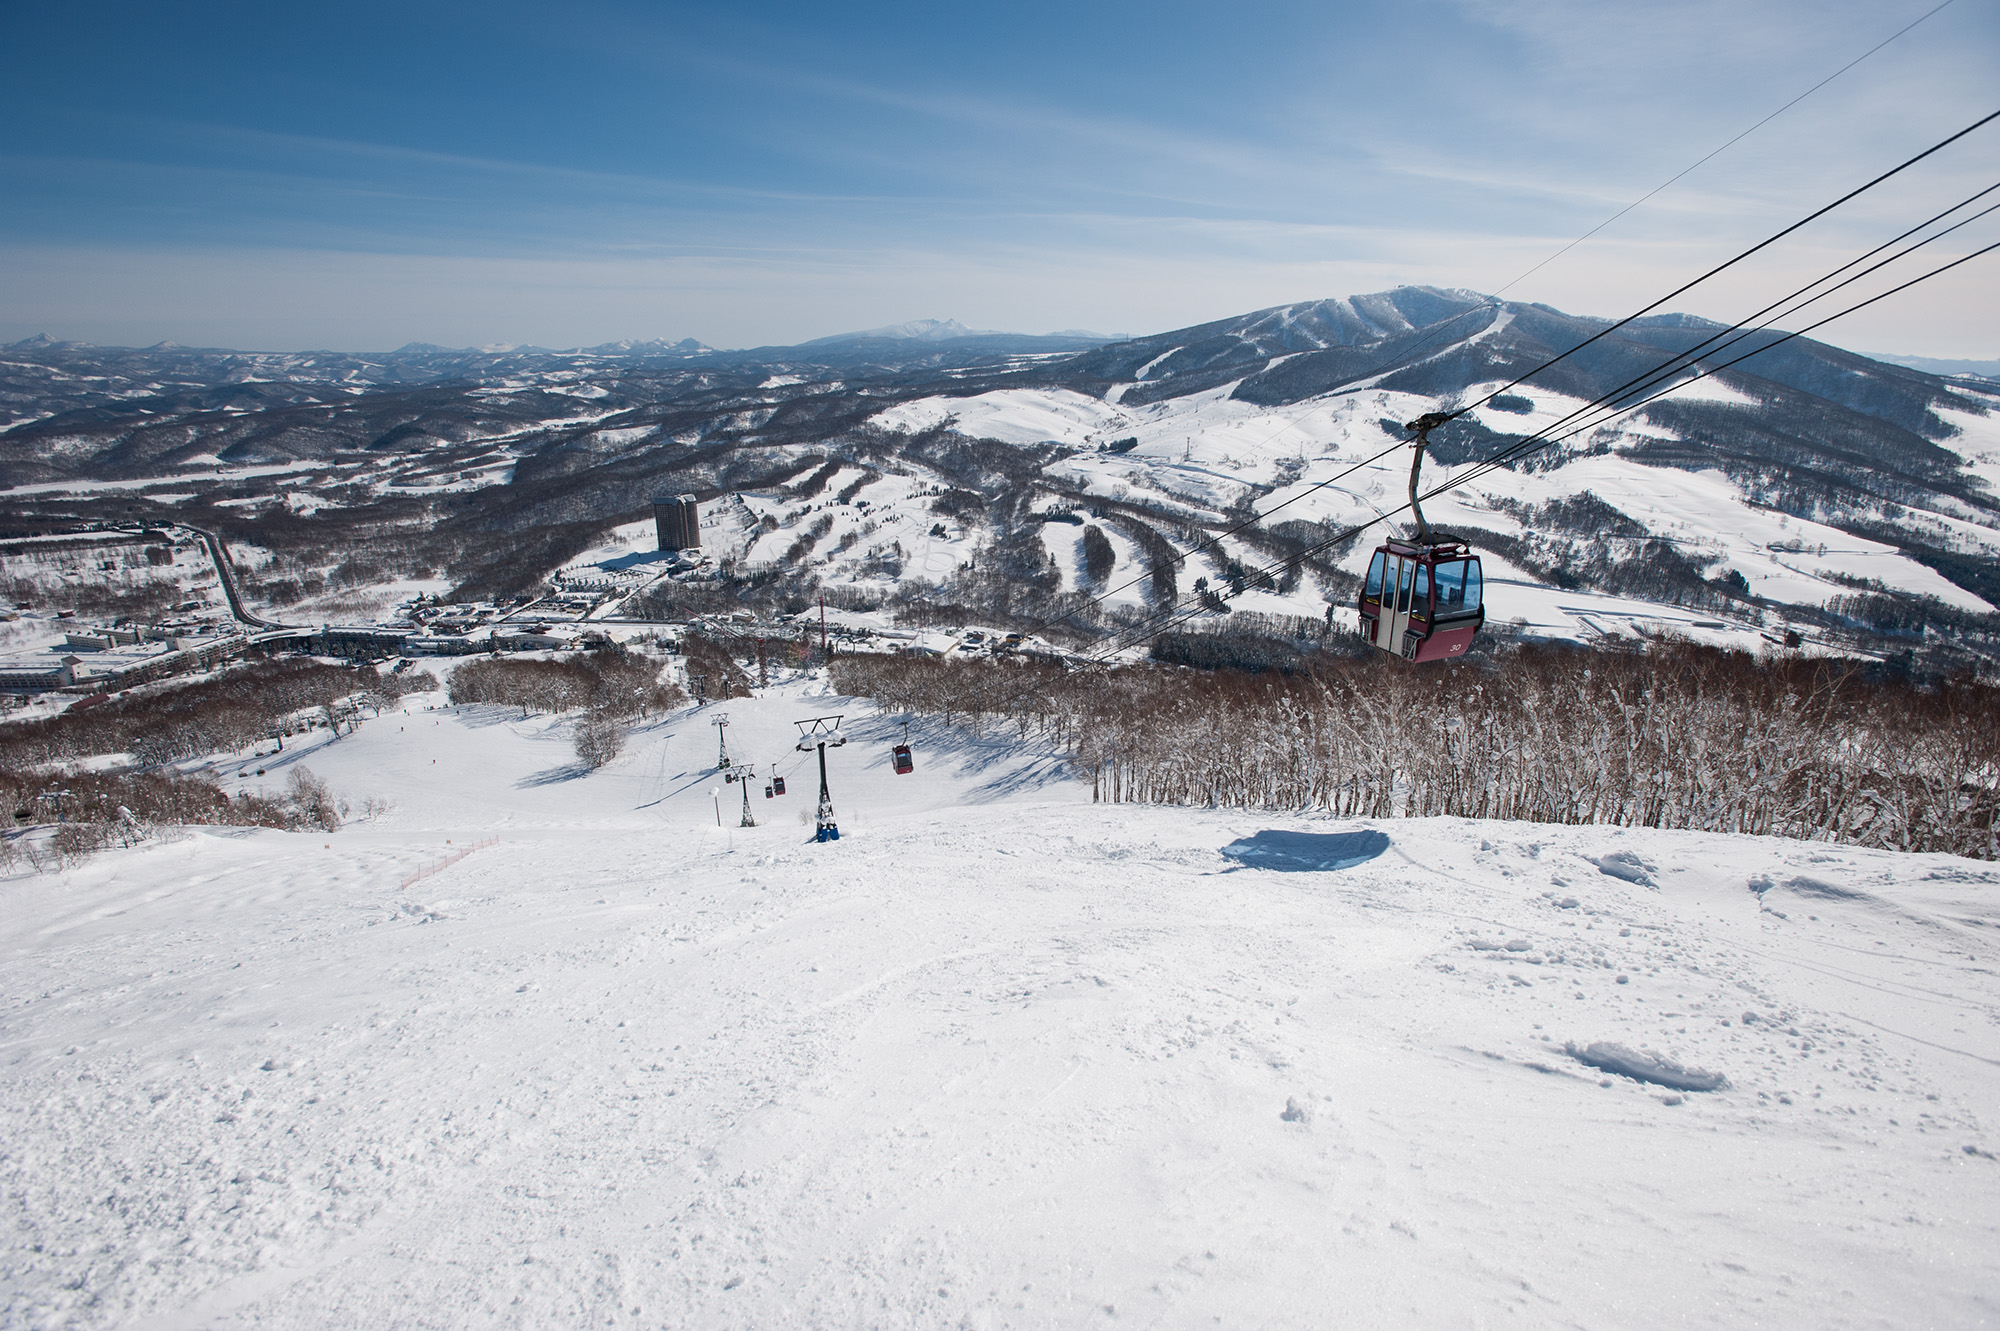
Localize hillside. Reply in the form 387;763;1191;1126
2;290;1997;665
3;676;1996;1327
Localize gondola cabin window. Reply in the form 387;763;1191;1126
1433;560;1481;612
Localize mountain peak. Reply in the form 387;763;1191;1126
851;318;985;342
579;337;712;355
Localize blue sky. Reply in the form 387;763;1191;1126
1;0;1995;352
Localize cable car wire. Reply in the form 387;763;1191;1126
1442;235;2000;495
1002;107;1998;655
1491;0;1961;300
1109;0;1964;524
1429;177;2000;496
1446;105;1999;420
1075;162;2000;657
1173;0;1961;485
1080;235;2000;663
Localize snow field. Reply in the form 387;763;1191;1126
734;472;959;587
3;683;1998;1327
873;380;2000;629
1934;400;2000;496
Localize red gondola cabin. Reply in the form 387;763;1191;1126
891;744;914;775
1357;539;1484;662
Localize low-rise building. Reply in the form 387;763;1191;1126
0;626;248;695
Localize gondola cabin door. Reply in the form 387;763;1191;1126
1361;548;1424;653
1389;551;1422;652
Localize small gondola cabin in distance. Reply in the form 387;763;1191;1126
1357;538;1484;662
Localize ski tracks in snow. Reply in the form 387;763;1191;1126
4;698;1999;1327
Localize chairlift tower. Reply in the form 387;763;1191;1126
736;764;758;827
712;712;731;769
793;714;848;842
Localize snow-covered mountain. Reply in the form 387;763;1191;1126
1;290;1995;662
855;288;2000;648
786;318;1115;360
810;317;989;342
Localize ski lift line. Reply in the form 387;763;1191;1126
1460;194;2000;483
1412;241;2000;595
1082;238;2000;664
1432;176;2000;499
1394;240;2000;592
1448;231;2000;487
1020;114;2000;652
1054;3;1959;521
906;112;1999;667
1489;0;1962;301
1444;235;2000;497
1079;39;1984;604
1449;105;2000;423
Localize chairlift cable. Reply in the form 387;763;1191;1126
1489;0;1961;300
997;108;1998;654
1445;235;2000;493
1082;172;2000;657
1081;237;2000;663
1446;105;2000;420
1165;0;1961;482
1432;177;2000;494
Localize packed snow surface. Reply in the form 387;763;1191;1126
4;681;1999;1328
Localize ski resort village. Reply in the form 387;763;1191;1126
6;3;2000;1327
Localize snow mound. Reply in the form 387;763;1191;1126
1592;850;1656;885
1566;1041;1730;1092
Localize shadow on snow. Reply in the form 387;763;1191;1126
1219;829;1391;873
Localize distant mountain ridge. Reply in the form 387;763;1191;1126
1869;352;2000;381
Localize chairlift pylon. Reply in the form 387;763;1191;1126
792;715;845;841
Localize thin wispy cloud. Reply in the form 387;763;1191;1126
0;0;1992;353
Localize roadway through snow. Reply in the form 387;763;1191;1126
180;524;282;631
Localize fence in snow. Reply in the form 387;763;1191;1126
400;837;498;890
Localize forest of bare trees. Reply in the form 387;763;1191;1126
0;658;427;769
446;645;684;767
0;765;346;873
831;641;2000;859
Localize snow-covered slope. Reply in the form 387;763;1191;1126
848;378;1999;632
4;682;1997;1327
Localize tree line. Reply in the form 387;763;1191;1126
446;645;684;767
830;641;2000;859
0;658;427;769
0;765;350;873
